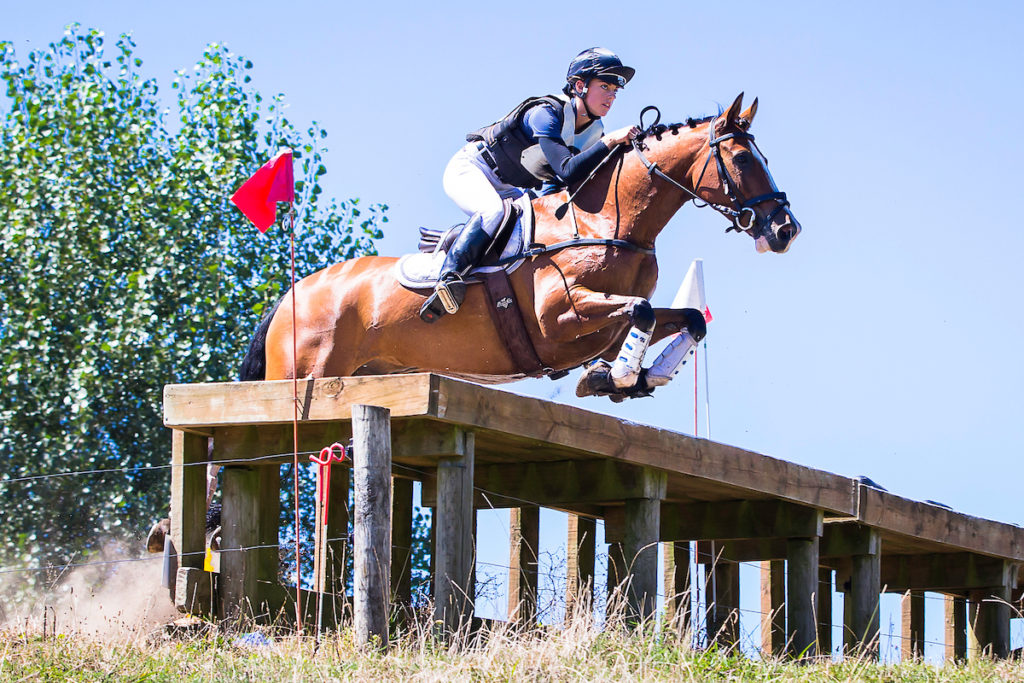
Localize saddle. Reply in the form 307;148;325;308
394;196;534;290
395;197;560;378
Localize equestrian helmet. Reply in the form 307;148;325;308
566;48;635;88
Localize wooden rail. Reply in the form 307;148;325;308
164;374;1023;658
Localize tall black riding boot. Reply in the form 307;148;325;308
419;214;494;323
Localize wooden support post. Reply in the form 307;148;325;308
352;404;392;649
711;558;740;648
170;431;208;576
760;560;785;657
900;590;925;661
219;464;279;621
433;428;475;635
566;514;596;620
391;477;414;627
845;527;881;658
469;511;477;616
508;506;540;626
323;463;350;616
606;541;627;620
663;540;691;636
786;536;819;658
971;578;1013;658
968;598;981;659
428;507;436;598
818;567;833;657
623;470;665;626
944;594;967;662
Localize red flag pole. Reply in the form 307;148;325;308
289;205;303;633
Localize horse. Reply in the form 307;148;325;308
238;93;801;399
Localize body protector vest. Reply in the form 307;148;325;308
467;94;604;190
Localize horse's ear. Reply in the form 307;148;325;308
717;92;745;133
737;97;758;130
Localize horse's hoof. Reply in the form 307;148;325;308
146;518;170;553
575;361;617;398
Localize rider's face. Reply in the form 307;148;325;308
578;79;621;117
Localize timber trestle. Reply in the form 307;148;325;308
164;373;1024;659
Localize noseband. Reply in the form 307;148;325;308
632;106;791;239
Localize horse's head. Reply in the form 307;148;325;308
701;93;801;254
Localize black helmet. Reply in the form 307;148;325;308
566;47;635;88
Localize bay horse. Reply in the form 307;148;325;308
239;93;800;399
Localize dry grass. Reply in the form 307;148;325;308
2;601;1024;682
2;562;1022;681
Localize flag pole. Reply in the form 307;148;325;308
289;205;303;633
703;339;711;439
693;345;699;438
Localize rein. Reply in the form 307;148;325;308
632;106;790;238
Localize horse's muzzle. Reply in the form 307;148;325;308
757;209;801;254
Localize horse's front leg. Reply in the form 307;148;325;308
537;285;657;390
642;308;707;388
574;305;707;399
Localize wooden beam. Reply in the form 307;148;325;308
971;577;1013;658
164;374;436;429
433;428;475;635
605;499;823;543
624;494;661;625
857;487;1024;562
219;464;279;621
710;557;740;648
566;515;596;620
818;568;833;657
900;590;925;660
352;405;392;649
663;541;691;636
508;506;539;626
170;431;208;577
822;520;885;557
430;377;858;516
836;552;1020;593
453;459;670;508
760;560;785;657
606;541;627;621
844;527;881;659
391;477;414;621
945;595;967;662
786;537;819;658
175;567;216;617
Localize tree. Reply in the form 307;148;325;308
0;25;387;584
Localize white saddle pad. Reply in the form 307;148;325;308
395;196;534;290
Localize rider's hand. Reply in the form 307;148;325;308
602;125;641;147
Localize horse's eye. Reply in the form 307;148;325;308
733;152;752;167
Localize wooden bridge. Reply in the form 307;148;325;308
163;373;1023;658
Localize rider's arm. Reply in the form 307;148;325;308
537;137;610;186
524;104;610;186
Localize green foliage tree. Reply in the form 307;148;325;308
0;25;387;584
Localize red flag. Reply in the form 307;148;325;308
230;149;295;232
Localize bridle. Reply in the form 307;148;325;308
631;106;792;240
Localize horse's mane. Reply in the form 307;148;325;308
637;114;715;145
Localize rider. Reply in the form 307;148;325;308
419;47;642;323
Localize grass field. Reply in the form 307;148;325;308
3;561;1023;681
3;615;1024;682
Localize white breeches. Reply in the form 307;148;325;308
443;142;525;236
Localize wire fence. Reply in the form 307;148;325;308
2;442;1022;662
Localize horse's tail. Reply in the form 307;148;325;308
238;298;283;381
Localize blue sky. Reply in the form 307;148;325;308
8;0;1024;659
